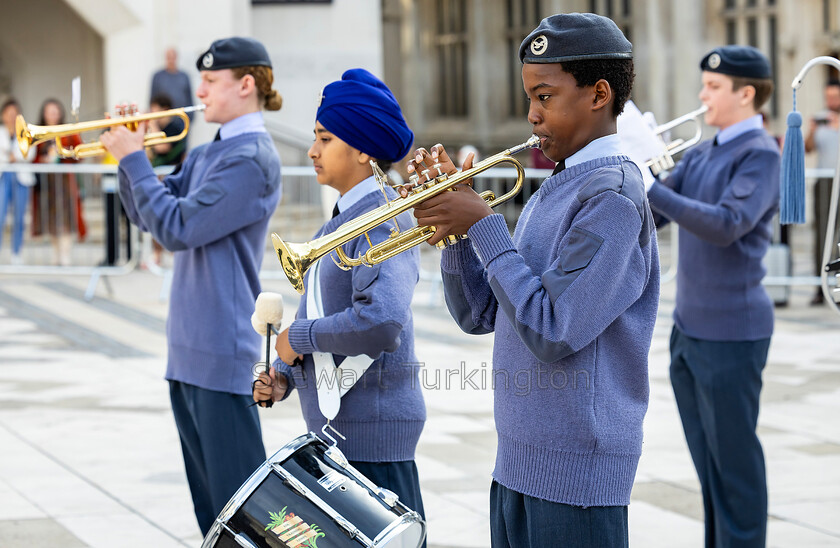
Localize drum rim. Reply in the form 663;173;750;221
200;432;427;548
372;510;426;547
200;432;319;548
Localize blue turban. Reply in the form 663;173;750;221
316;69;414;163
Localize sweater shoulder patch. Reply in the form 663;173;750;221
227;139;259;160
575;161;652;247
575;162;646;211
575;167;623;203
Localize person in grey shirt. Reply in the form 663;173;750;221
150;48;194;119
805;79;840;304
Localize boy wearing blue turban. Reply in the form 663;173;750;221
253;69;426;525
405;13;658;547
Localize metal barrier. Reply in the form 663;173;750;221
0;163;175;299
4;162;832;302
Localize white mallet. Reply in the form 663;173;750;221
251;292;284;408
254;291;284;332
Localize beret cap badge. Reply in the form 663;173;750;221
530;35;548;56
202;53;214;69
708;53;721;70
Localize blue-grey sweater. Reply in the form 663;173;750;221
276;188;426;462
118;133;282;394
648;129;780;341
441;156;660;507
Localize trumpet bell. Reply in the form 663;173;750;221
15;115;33;157
271;234;309;294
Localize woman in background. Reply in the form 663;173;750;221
31;98;86;265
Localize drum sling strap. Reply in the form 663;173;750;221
306;259;374;421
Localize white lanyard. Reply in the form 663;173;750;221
306;260;375;420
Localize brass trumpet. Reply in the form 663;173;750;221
646;105;708;175
15;104;205;159
272;135;541;294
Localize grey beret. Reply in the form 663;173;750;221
519;13;632;64
196;37;272;71
700;45;771;79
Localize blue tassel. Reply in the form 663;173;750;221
780;92;806;224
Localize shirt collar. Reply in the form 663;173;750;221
716;114;763;145
564;133;623;168
336;175;381;214
218;111;267;140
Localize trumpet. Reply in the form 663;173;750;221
645;105;708;175
15;104;205;159
272;135;541;294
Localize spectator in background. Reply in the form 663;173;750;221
148;94;187;167
151;48;194;120
145;93;187;266
804;79;840;305
0;98;36;265
31;98;86;266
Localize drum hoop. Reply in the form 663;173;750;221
269;432;323;464
201;432;425;548
201;464;272;548
372;510;426;547
201;433;319;548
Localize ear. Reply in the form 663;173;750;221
357;151;373;166
739;84;756;107
239;74;256;97
592;79;613;112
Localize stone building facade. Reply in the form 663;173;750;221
384;0;840;161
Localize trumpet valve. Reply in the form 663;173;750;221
434;234;466;249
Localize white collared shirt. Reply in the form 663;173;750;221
564;134;624;168
716;114;763;145
218;111;267;140
335;175;381;214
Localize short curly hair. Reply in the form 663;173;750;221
559;58;635;117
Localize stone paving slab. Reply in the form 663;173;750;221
0;267;839;547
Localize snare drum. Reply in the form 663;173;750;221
202;433;426;548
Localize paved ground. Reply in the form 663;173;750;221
0;244;839;547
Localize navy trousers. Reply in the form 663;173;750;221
490;481;628;548
669;327;770;548
350;460;426;547
169;381;266;536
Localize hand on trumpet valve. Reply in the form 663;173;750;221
402;143;490;246
98;118;148;162
399;144;474;197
